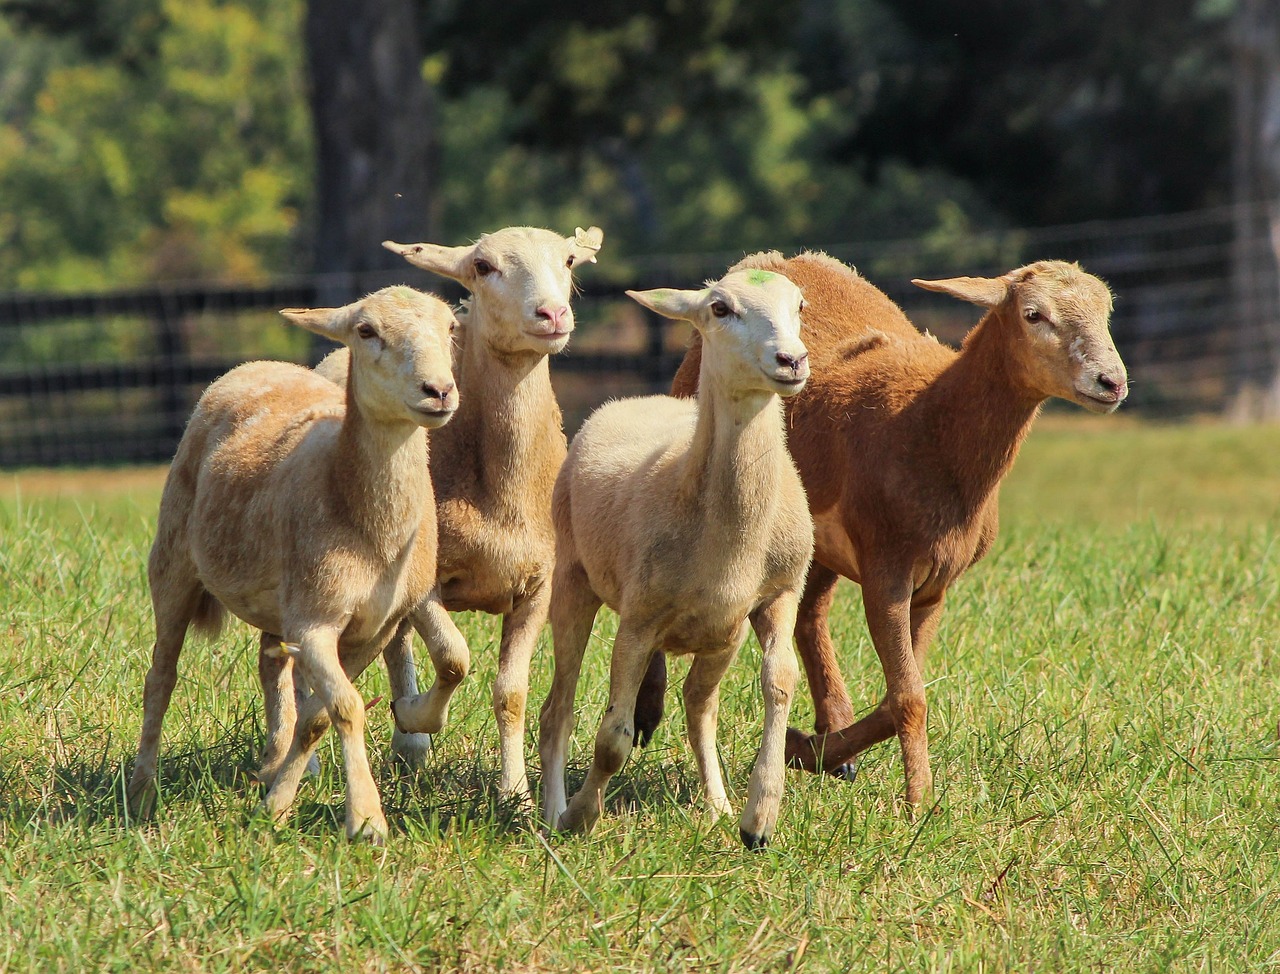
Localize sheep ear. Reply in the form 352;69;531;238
383;239;474;284
569;226;604;265
280;305;353;342
626;287;704;321
911;275;1009;308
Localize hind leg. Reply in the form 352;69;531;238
128;559;210;817
538;558;601;827
257;632;297;786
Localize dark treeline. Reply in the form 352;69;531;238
0;0;1257;289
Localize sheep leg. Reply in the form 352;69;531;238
633;652;667;747
862;578;932;805
492;581;550;804
262;628;388;844
557;624;654;835
391;594;472;745
787;561;859;780
683;633;744;820
790;591;946;783
128;595;198;817
257;632;297;786
739;592;801;850
381;619;432;767
539;561;601;828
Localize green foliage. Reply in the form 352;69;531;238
0;421;1277;970
0;0;310;290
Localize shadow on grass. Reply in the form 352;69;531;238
1;712;712;843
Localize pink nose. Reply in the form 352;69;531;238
536;305;570;332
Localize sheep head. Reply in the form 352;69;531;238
281;286;458;429
628;268;809;398
913;261;1128;414
382;225;604;357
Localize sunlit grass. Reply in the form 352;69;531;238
0;420;1278;971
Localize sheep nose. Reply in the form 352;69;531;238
776;351;809;374
1097;372;1127;399
536;305;569;329
422;381;455;402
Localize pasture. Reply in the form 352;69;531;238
0;419;1277;972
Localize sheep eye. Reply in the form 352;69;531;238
799;300;807;314
710;301;732;318
566;255;575;269
356;322;378;339
474;258;495;277
1024;308;1042;323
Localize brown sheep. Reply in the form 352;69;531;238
655;252;1127;806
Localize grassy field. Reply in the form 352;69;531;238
1;419;1278;972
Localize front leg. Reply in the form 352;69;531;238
493;579;551;803
683;631;745;820
389;592;472;763
558;622;656;835
382;619;433;767
740;591;801;850
261;627;388;844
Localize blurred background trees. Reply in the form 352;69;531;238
0;0;1254;289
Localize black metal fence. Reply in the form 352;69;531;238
2;202;1278;468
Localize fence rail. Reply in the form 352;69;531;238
3;201;1279;468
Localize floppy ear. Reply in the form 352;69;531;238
383;239;474;284
279;305;354;342
911;275;1009;308
569;226;604;266
625;287;706;322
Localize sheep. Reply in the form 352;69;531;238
652;253;1128;806
539;268;815;850
128;286;460;844
298;225;605;801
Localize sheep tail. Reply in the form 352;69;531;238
189;589;227;641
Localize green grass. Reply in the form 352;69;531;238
1;421;1278;972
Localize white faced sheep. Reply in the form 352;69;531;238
128;286;459;844
539;268;815;850
658;253;1127;806
302;226;604;801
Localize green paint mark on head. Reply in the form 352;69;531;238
746;269;777;286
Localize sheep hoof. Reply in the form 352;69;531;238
390;728;433;770
827;760;859;783
126;776;157;820
739;827;769;851
348;815;389;846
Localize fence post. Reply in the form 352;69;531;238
155;292;188;453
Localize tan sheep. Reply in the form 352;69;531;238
303;226;604;801
539;268;815;849
128;286;459;843
658;253;1127;806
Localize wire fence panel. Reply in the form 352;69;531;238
2;202;1278;468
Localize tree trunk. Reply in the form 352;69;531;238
1229;0;1280;419
305;0;434;306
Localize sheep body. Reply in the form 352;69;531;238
129;286;458;843
305;226;604;799
540;269;814;848
663;252;1128;804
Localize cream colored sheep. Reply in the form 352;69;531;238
128;286;459;844
300;225;604;801
663;253;1127;806
539;268;815;849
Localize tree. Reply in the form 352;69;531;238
305;0;434;290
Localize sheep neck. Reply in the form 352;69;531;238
331;370;430;553
446;327;561;506
927;309;1043;512
683;352;788;528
